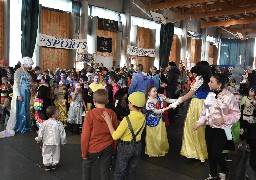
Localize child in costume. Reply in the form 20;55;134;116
0;76;12;124
145;85;175;157
35;106;66;171
67;82;85;134
102;92;146;180
238;87;256;152
54;81;67;124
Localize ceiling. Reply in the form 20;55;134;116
140;0;256;38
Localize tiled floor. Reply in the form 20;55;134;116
0;111;248;180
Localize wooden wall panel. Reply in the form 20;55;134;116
169;34;181;66
137;26;152;73
96;30;116;66
190;38;201;65
41;8;71;71
0;0;4;59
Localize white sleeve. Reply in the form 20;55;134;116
13;69;22;96
190;76;203;91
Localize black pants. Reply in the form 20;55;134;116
1;107;10;122
205;126;228;177
82;145;112;180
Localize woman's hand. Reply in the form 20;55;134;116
101;111;112;124
18;96;22;101
193;123;201;131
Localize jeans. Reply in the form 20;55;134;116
82;145;112;180
114;141;142;180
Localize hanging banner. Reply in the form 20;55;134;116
38;33;87;50
127;45;155;57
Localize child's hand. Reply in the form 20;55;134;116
35;137;40;143
101;111;112;124
240;128;244;135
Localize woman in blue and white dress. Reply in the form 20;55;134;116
0;57;33;138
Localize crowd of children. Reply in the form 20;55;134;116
0;59;255;180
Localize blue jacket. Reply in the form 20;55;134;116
128;72;151;94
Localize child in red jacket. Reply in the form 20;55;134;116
81;89;118;180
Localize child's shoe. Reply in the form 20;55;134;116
237;142;244;149
205;174;219;180
51;164;58;170
245;145;250;152
219;171;229;180
44;166;51;171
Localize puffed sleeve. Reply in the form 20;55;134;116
190;76;203;91
223;96;241;125
146;100;164;114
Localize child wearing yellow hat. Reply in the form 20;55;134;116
102;91;146;180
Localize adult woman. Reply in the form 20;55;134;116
0;57;33;138
193;73;240;180
171;61;211;162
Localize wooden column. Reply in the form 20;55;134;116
0;0;4;59
40;8;71;71
137;26;152;73
169;34;181;66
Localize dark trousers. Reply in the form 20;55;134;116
114;141;142;180
82;145;112;180
205;126;228;177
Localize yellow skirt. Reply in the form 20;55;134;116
54;99;67;124
180;98;208;162
145;119;169;157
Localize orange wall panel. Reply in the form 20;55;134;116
41;8;71;71
137;26;153;73
169;34;181;66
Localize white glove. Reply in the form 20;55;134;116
169;97;183;109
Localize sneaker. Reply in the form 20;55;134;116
225;156;232;162
51;164;58;170
205;174;219;180
44;166;51;171
219;171;229;180
237;143;243;149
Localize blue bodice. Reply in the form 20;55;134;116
193;85;210;99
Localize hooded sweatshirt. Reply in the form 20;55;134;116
81;108;118;158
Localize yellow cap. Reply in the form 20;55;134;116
128;92;146;107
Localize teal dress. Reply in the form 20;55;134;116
14;69;31;133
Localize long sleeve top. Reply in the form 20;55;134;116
112;111;145;141
81;108;118;158
197;89;241;129
37;119;67;145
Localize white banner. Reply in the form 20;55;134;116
127;45;155;57
38;33;87;50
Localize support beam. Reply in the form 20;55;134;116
145;0;219;11
221;27;256;33
169;5;256;22
201;18;256;28
185;0;256;14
